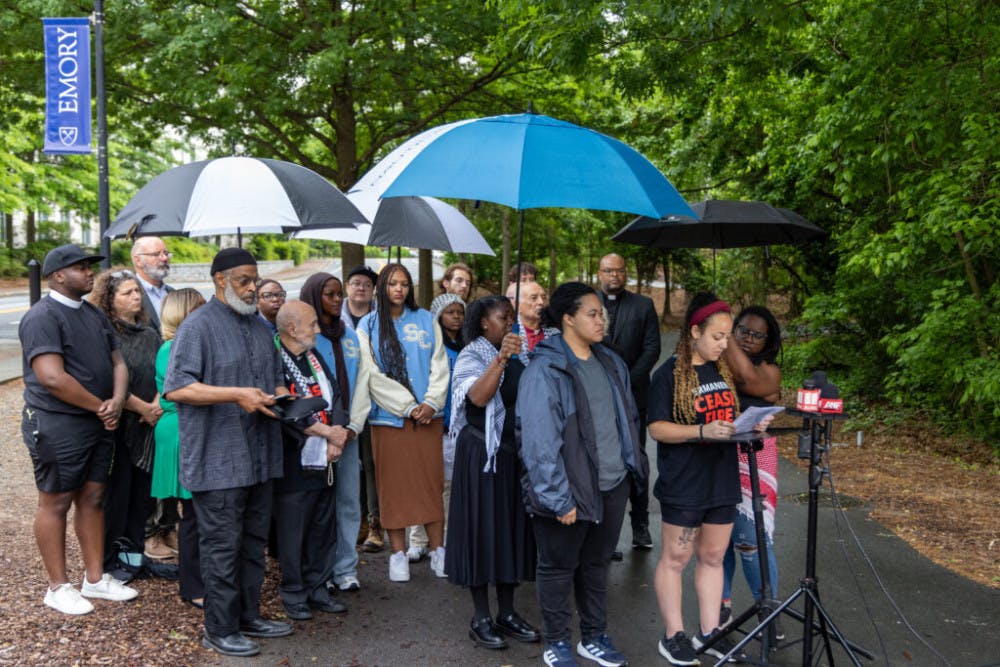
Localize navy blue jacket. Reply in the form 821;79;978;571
516;336;648;522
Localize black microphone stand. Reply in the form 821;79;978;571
693;431;781;667
714;412;874;666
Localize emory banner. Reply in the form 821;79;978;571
43;17;91;155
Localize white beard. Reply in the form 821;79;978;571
225;282;258;316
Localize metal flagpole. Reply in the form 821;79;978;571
93;0;110;268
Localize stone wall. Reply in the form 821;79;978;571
167;260;294;282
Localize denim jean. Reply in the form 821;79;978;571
332;437;361;584
723;509;778;601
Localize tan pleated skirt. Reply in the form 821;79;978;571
371;420;444;530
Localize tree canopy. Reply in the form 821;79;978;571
1;0;997;442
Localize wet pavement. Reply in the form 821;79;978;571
211;443;1000;666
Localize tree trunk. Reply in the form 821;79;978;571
341;242;365;282
955;231;988;357
660;253;672;326
418;248;433;308
26;210;36;245
3;213;12;250
547;225;557;293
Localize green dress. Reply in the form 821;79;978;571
150;340;191;500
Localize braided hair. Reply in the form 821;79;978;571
371;263;418;395
673;291;739;424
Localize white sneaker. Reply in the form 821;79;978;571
429;546;447;578
338;575;361;591
44;583;94;615
81;573;139;601
406;545;428;562
388;551;410;582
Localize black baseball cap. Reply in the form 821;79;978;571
346;265;379;285
42;244;105;277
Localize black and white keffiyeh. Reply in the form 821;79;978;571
449;336;506;473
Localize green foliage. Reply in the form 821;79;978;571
245;236;311;265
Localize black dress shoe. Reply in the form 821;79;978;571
308;596;348;614
239;617;295;638
181;596;204;610
632;524;653;550
611;550;624;561
202;632;260;657
468;616;508;649
495;612;540;643
283;602;313;621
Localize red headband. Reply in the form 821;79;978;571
690;300;730;327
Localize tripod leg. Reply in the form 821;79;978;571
715;588;807;666
805;589;867;667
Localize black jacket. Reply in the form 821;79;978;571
600;289;660;412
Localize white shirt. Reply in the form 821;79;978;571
136;274;168;317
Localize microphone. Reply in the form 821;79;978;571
819;380;843;414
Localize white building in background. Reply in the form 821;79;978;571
0;209;100;248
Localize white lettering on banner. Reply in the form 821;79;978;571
55;27;79;115
341;337;359;358
402;323;432;349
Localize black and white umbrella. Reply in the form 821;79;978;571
294;194;494;256
106;157;367;239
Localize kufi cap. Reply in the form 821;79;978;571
210;247;257;276
42;244;104;277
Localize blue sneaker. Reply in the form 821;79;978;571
544;640;580;666
577;633;628;667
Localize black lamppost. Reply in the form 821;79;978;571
93;0;110;268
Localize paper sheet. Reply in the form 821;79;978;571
731;405;785;433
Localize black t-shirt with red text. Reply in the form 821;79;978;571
647;357;740;510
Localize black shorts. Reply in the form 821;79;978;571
22;407;113;494
660;504;736;528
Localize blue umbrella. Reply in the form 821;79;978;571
352;112;694;306
354;113;691;219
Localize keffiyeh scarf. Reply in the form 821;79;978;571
449;336;506;473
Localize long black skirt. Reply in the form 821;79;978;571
445;424;536;587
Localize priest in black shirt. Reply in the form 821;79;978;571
597;253;661;553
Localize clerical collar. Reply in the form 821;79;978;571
605;293;617;301
49;290;82;309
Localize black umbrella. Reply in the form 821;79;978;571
613;199;826;287
612;199;826;249
105;157;367;241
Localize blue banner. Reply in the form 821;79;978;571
43;17;91;155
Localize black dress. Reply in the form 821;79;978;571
445;358;535;586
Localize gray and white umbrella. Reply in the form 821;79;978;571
294;194;495;256
106;157;367;239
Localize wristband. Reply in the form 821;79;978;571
699;424;704;440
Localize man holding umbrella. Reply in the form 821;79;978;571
164;248;293;657
597;253;659;554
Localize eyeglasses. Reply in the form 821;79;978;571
109;269;135;281
735;324;767;341
600;268;626;275
136;251;172;259
228;274;262;289
259;291;287;301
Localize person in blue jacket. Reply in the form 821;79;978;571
298;273;370;594
516;282;648;667
357;264;449;584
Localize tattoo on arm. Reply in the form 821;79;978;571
677;526;700;548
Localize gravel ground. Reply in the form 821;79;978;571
0;379;217;665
